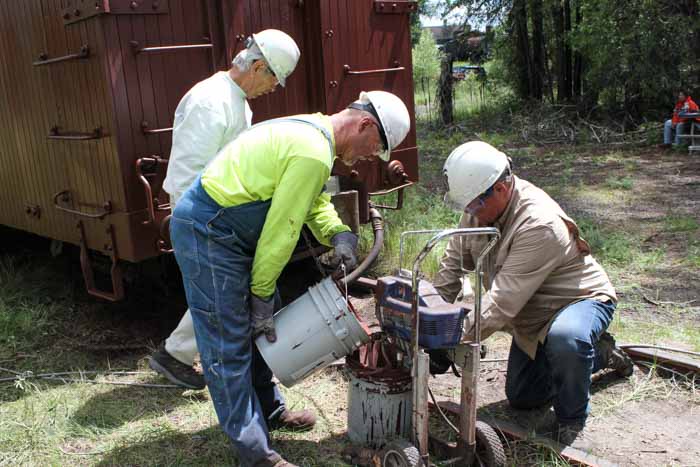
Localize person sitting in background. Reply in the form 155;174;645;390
661;90;699;149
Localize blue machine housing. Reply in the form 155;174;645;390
377;277;468;349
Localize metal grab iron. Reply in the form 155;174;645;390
33;44;90;66
343;63;405;75
53;191;113;220
135;156;170;225
130;40;213;54
47;126;104;141
141;121;173;134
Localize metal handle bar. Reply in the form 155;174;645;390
141;121;173;134
402;228;500;353
135;156;170;225
33;45;90;66
48;126;104;141
405;228;499;460
343;64;405;75
53;191;113;219
130;41;213;54
368;181;413;210
368;181;413;197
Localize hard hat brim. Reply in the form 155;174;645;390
252;31;290;88
443;191;467;212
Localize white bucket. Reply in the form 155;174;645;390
255;277;371;387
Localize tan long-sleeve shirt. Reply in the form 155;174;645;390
434;176;616;359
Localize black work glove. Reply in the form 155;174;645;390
250;294;277;343
330;231;359;270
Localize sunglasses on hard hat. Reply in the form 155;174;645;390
347;102;388;151
465;184;495;213
261;62;279;82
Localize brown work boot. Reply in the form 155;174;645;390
149;344;205;389
270;409;317;432
254;455;298;467
596;332;634;377
272;462;297;467
555;423;591;451
658;143;672;150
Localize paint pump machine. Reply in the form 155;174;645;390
256;224;507;465
346;228;507;466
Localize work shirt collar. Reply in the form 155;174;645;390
223;71;247;100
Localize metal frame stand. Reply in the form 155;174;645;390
399;228;500;465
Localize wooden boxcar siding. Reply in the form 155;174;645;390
102;0;215;211
318;0;417;180
221;0;326;122
0;0;124;249
99;0;218;261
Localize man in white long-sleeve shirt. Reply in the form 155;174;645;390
150;29;300;393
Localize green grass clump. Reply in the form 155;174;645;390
666;216;699;233
576;218;666;273
686;240;700;268
0;256;71;359
603;176;634;190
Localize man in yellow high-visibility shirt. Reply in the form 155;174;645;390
170;90;411;467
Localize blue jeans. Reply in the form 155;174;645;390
505;299;616;425
664;119;688;145
170;177;285;466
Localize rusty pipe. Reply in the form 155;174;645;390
341;207;384;285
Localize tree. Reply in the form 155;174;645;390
438;53;454;124
435;0;699;119
412;29;443;83
410;0;435;45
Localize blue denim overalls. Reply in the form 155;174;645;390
170;118;333;465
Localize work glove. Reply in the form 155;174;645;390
330;231;359;270
250;294;277;343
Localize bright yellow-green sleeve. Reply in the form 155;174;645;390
251;157;345;297
305;192;351;247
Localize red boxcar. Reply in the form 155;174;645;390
0;0;418;299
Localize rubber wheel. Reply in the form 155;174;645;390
473;421;506;467
382;439;424;467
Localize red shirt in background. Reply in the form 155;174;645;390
671;96;700;124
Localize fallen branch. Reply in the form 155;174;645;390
642;295;697;307
0;367;181;388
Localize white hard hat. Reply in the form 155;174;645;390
349;90;411;162
442;141;509;211
249;29;300;87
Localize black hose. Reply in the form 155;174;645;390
341;207;384;285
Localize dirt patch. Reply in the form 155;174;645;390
587;398;699;466
517;147;700;232
427;353;699;466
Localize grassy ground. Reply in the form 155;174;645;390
1;105;699;465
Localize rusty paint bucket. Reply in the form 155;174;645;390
346;337;413;449
256;276;371;387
